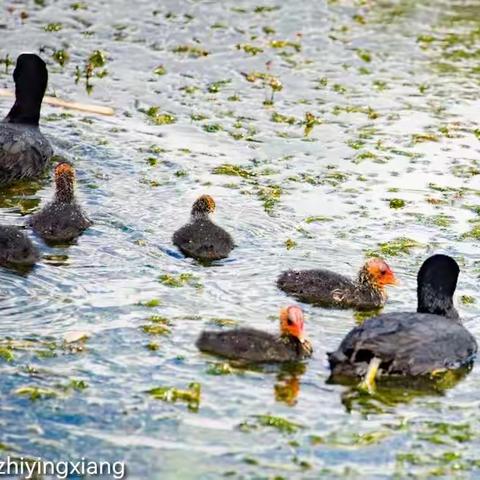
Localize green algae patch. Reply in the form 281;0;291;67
460;295;475;305
172;45;209;58
367;237;423;257
207;79;231;93
240;414;304;434
270;39;301;52
67;379;89;391
412;133;439;144
388;198;406;209
212;164;255;179
202;123;223;133
285;239;297;250
153;65;167;75
236;43;264;55
52;49;70;67
0;346;14;362
304;112;321;136
271;112;296;124
141;321;171;336
461;224;480;240
147;382;201;410
44;23;63;32
140;299;162;308
144;107;176;125
305;216;333;224
158;273;201;288
15;386;59;401
206;362;242;375
257;184;282;214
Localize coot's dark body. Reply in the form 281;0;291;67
173;195;234;261
0;225;39;266
328;312;477;377
328;254;477;378
0;54;53;185
277;258;396;310
196;328;311;363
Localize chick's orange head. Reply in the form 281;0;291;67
280;305;305;342
193;194;216;214
55;162;75;181
366;258;398;286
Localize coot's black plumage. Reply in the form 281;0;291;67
277;258;397;310
0;54;53;185
0;225;39;266
173;195;234;261
28;162;92;242
328;255;477;378
196;305;313;363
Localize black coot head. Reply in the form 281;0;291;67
6;54;48;125
14;53;48;101
417;254;459;317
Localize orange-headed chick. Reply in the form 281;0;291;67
28;161;92;243
173;194;234;262
278;258;397;311
196;305;312;363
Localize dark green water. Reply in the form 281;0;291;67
1;0;480;478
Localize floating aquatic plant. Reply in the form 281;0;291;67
147;382;201;410
158;273;201;288
172;45;209;58
367;237;423;257
240;414;303;434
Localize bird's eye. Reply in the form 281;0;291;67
287;318;294;326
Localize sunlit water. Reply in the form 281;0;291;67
1;0;480;478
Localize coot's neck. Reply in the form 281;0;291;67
5;99;42;126
281;334;312;357
417;285;459;320
55;175;75;203
190;209;210;221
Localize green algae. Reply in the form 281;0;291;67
305;216;333;223
172;45;209;57
207;79;231;93
153;65;167;75
212;164;255;179
236;43;264;55
284;239;297;250
158;273;201;288
271;112;296;124
389;198;406;209
52;49;70;67
240;414;304;434
367;237;422;257
44;23;63;32
147;382;201;410
257;184;282;214
15;386;59;401
144;107;176;125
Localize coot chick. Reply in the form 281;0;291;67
196;305;313;363
277;258;397;310
0;225;39;267
0;54;53;185
28;162;92;242
173;195;234;261
328;255;477;383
